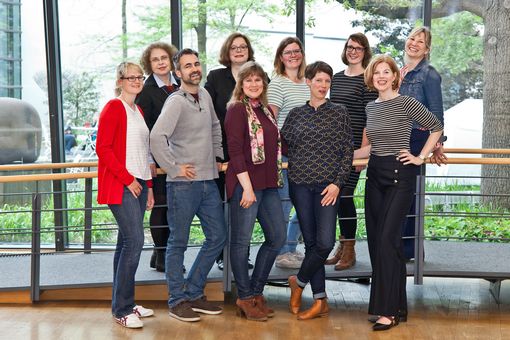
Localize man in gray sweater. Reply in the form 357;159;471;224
150;48;226;323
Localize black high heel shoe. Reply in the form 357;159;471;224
372;316;399;331
368;310;407;323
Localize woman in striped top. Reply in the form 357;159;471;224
354;55;443;331
268;37;310;269
328;32;377;271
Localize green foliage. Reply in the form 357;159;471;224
62;71;100;126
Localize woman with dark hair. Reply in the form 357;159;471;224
225;61;286;321
327;32;377;271
268;37;310;269
96;62;155;328
283;61;353;321
205;32;256;270
136;42;180;272
357;55;443;330
400;26;446;260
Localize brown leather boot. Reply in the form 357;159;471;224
254;295;274;318
288;275;303;314
325;236;345;265
297;298;329;320
334;240;356;270
236;298;268;321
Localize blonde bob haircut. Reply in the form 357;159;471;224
406;26;432;60
115;61;144;96
364;54;400;92
272;37;306;79
228;61;269;107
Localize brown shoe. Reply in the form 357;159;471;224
253;295;274;318
288;275;303;314
236;298;268;321
334;240;356;271
325;236;345;265
297;298;329;320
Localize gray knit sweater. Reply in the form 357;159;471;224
150;87;223;182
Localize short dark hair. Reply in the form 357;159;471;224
304;61;333;80
341;32;372;68
140;42;178;74
173;48;199;71
218;32;255;67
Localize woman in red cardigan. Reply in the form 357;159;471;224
96;62;155;329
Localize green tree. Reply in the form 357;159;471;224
62;71;100;127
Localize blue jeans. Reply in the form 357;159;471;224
230;185;286;299
165;180;227;308
289;182;338;299
278;156;301;254
109;180;148;318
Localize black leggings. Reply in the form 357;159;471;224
337;186;357;239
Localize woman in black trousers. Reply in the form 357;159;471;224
355;55;443;331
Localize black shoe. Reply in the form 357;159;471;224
372;316;399;331
248;258;254;269
369;312;407;323
155;249;166;272
217;259;224;271
150;249;157;269
183;265;186;273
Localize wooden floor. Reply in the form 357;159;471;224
1;278;509;340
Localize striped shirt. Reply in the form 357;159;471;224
121;100;152;181
366;95;443;156
267;74;309;129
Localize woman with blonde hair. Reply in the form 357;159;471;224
225;61;286;321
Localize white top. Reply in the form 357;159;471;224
267;74;309;129
121;99;153;181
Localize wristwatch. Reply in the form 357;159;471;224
418;154;427;162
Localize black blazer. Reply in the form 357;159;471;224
136;73;181;131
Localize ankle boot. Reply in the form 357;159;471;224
155;249;166;272
297;298;329;320
288;275;303;314
236;298;268;321
254;295;274;318
334;240;356;271
150;248;157;269
325;236;345;265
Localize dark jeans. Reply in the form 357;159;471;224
365;155;416;316
337;186;357;240
165;180;226;307
289;182;338;299
402;129;428;259
230;185;286;299
109;180;148;318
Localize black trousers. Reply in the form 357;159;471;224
365;155;416;316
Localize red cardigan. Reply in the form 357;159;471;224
96;98;152;205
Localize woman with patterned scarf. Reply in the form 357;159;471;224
225;61;286;322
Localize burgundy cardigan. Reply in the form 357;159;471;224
224;102;279;199
96;99;152;205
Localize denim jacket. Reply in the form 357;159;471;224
399;59;444;129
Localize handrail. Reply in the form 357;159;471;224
3;157;510;183
0;148;508;173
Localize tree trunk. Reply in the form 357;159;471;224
196;0;207;76
480;1;510;208
122;0;128;60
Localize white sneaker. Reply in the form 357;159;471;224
133;305;154;318
291;251;305;261
115;313;143;328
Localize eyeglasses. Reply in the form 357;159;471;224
230;44;248;51
282;49;302;57
346;45;365;53
150;55;169;63
121;76;146;82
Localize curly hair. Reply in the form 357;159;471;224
140;42;178;75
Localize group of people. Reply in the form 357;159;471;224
95;26;444;331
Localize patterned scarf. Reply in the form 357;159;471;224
243;96;283;187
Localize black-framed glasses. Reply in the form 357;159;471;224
121;76;146;82
282;49;302;57
346;45;365;53
230;44;248;51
